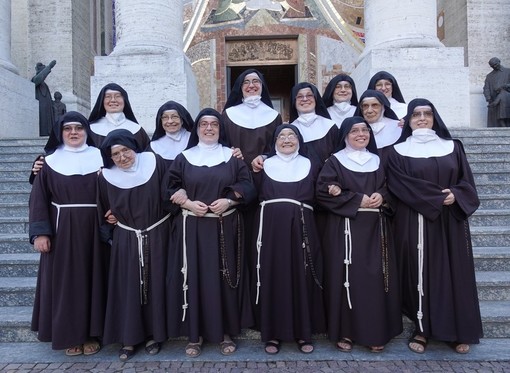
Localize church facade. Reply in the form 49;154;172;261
1;0;509;137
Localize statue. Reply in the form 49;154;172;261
483;57;510;127
52;91;67;123
31;60;57;136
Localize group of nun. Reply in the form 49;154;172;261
28;68;482;360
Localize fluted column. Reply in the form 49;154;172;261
363;0;443;56
0;1;18;74
111;0;182;55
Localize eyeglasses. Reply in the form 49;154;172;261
277;134;298;141
296;94;315;101
242;79;261;86
62;125;85;132
161;114;181;122
104;94;123;101
411;110;433;119
349;127;371;135
111;147;133;160
199;121;220;128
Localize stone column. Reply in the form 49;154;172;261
92;0;198;131
351;0;470;127
0;1;17;74
0;1;38;138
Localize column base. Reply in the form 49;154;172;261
351;47;470;128
0;68;39;138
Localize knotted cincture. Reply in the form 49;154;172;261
116;213;171;305
417;213;425;333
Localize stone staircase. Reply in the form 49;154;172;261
0;130;509;343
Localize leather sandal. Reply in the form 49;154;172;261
408;331;427;354
297;340;314;354
145;340;161;355
119;346;136;362
185;337;203;358
336;338;353;352
264;340;280;354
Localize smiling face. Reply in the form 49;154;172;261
360;97;383;124
346;122;370;150
333;81;353;103
197;115;220;145
276;128;299;155
161;109;182;134
110;145;136;169
295;87;316;114
62;122;87;148
409;105;434;131
103;89;125;114
374;79;393;99
241;72;262;98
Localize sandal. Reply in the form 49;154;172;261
449;342;470;354
220;339;237;355
297;340;314;354
264;340;280;355
145;340;161;355
83;340;101;356
65;345;83;356
185;337;203;358
119;346;135;362
336;338;353;352
408;331;427;354
369;345;384;353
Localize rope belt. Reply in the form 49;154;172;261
51;202;97;232
417;213;425;332
255;198;315;305
180;208;236;321
343;208;379;309
116;213;171;305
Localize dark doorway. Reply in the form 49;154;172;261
228;65;296;122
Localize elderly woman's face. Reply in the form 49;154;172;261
276;128;299;155
161;109;182;134
295;87;316;114
103;89;125;114
197;115;220;145
333;80;353;103
409;105;434;131
110;145;136;169
375;79;393;99
346;122;370;150
62;122;87;148
361;97;383;124
241;72;262;98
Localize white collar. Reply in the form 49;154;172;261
388;97;407;119
291;114;335;142
370;116;402;148
327;104;356;128
150;130;190;160
102;152;156;189
264;153;311;182
225;101;279;129
182;142;233;167
334;148;380;172
90;114;142;136
394;128;454;158
46;145;103;176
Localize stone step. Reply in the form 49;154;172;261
479;194;510;209
475;271;510;301
471;226;510;247
470;209;510;227
0;161;34;171
0;217;28;235
0;277;35;307
474;180;510;195
468;159;510;173
0;234;32;254
0;191;29;204
0;180;31;191
1;153;40;162
0;170;32;179
474;247;510;271
0;203;28;217
0;139;47;147
0;253;39;277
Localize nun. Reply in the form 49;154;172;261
29;111;104;356
367;71;407;120
253;123;325;355
97;129;171;361
316;116;402;353
386;98;482;354
323;74;359;128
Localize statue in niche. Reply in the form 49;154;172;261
483;57;510;127
31;60;57;136
52;91;67;124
